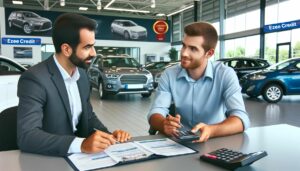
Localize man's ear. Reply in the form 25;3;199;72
206;49;215;59
61;43;73;57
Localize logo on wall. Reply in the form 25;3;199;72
153;20;169;41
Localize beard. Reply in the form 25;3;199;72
69;52;93;69
181;57;201;70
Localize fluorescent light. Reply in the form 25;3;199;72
156;13;166;17
167;5;194;17
12;1;23;5
105;7;150;13
79;7;88;11
97;0;101;10
151;0;155;8
104;0;150;13
60;0;65;6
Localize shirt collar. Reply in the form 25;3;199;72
53;55;80;82
177;60;214;81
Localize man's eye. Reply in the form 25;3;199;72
191;47;197;51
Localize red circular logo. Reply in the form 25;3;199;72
153;20;169;34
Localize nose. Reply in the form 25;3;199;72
181;47;188;57
90;46;96;57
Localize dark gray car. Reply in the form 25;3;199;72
8;11;52;34
87;55;154;99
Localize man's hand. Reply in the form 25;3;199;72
162;114;182;136
81;130;116;153
112;130;131;143
191;123;213;143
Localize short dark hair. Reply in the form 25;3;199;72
52;13;97;53
184;22;218;52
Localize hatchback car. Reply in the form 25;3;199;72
8;11;52;34
217;57;270;79
111;19;147;40
87;54;153;99
240;57;300;103
0;56;26;112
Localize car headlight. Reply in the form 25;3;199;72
105;74;120;78
249;74;266;80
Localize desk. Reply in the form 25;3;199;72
1;124;300;171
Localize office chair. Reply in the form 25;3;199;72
0;106;18;151
148;103;176;135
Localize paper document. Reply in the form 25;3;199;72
135;138;195;156
67;138;196;171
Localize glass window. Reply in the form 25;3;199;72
266;0;300;25
0;60;23;75
224;35;260;58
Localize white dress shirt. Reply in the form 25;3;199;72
53;56;84;153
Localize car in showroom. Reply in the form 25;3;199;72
240;57;300;103
111;19;147;40
87;54;154;99
0;55;26;112
152;61;180;88
8;10;52;34
217;57;270;79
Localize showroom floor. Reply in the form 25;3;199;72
90;89;300;137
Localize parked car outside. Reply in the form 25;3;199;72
240;57;300;103
111;19;147;40
8;11;52;34
0;55;26;112
87;54;153;99
217;57;270;79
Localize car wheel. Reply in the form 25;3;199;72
262;84;283;103
124;31;130;39
98;81;108;99
8;21;12;28
141;93;151;98
23;24;32;34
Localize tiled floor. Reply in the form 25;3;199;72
91;89;300;137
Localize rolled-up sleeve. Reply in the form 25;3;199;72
223;68;250;130
147;71;172;122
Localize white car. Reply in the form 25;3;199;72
111;19;147;40
0;56;26;112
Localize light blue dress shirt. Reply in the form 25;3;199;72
148;60;250;130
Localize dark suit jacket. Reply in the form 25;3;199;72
17;56;109;156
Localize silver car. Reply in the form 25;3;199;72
111;19;147;40
87;54;153;99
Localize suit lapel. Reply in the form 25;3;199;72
76;70;88;137
47;56;73;127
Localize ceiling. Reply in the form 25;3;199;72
3;0;196;19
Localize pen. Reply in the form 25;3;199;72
166;114;184;128
93;128;120;144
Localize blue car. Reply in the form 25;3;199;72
240;57;300;103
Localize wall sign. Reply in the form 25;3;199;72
2;37;41;45
264;19;300;33
153;20;169;41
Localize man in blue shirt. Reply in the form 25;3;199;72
148;22;250;142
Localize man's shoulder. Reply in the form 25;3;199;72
164;63;182;75
21;58;51;79
212;61;235;75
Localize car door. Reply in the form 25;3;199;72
283;61;300;94
0;59;24;112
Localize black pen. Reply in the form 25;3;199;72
166;114;184;128
93;128;120;144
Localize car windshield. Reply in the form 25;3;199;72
103;57;140;68
122;21;137;27
267;59;295;70
23;12;39;18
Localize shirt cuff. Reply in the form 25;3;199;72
228;109;251;130
67;137;85;154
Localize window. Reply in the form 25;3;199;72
0;60;23;75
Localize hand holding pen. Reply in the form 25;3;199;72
163;114;183;136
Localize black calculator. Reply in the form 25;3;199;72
175;130;200;142
200;148;267;170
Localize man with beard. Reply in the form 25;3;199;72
17;13;131;156
148;22;250;142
